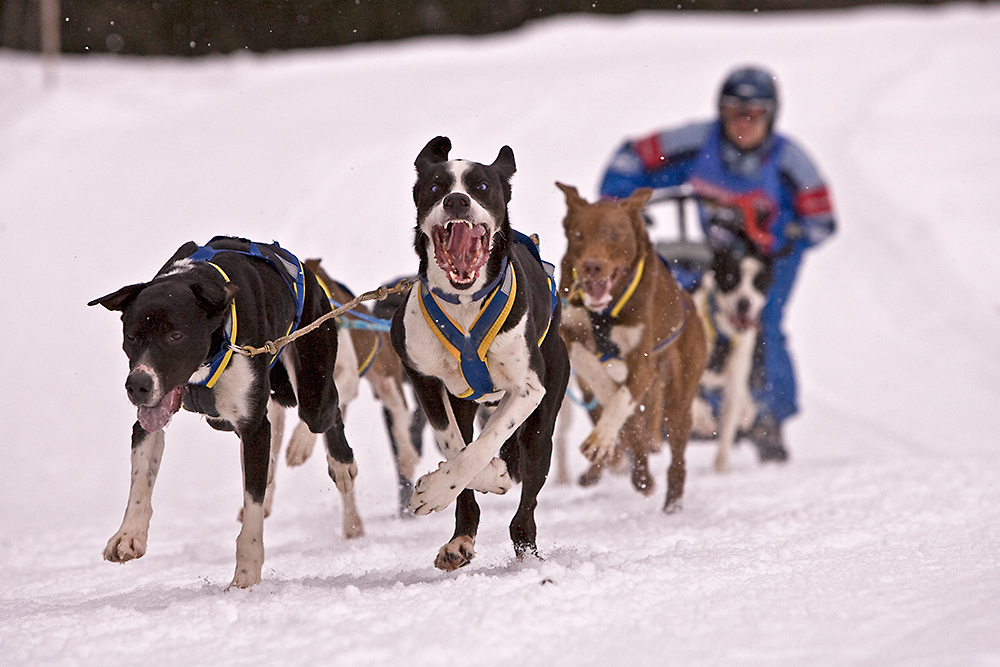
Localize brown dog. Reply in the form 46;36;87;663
556;183;707;511
270;260;421;537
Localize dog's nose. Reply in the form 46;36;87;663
580;260;604;279
736;297;751;317
125;370;154;405
443;193;471;218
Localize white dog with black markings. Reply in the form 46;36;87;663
692;226;775;472
390;136;569;571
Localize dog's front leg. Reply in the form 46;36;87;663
410;377;545;515
104;423;165;563
432;385;511;495
405;372;509;495
231;416;271;589
715;329;757;473
569;343;640;464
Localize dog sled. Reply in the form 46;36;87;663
644;183;713;292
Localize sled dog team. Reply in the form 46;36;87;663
91;137;776;588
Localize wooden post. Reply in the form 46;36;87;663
40;0;60;86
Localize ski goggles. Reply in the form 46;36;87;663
720;96;775;122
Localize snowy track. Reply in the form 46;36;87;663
2;5;999;665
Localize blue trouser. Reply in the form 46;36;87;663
756;245;804;423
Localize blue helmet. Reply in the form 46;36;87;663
718;66;779;130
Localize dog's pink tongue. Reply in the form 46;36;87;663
137;386;183;433
582;279;613;308
447;223;487;277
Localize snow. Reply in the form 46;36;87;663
2;4;1000;665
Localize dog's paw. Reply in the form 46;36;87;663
228;562;262;590
514;540;541;563
434;535;475;571
409;462;464;516
327;458;358;494
631;463;656;496
580;431;615;465
578;462;603;487
467;457;511;495
286;421;317;467
395;442;421;482
691;397;718;439
103;531;147;563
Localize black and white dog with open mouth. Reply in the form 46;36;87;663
390;136;570;571
691;224;775;473
89;236;354;588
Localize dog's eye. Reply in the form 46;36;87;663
169;332;184;342
429;182;443;193
753;271;772;293
475;181;489;192
717;271;739;291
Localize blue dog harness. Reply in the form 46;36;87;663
186;238;306;389
419;230;558;401
313;274;391;379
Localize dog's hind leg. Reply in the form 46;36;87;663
323;416;362;538
508;415;553;561
621;412;656;497
340;487;364;540
368;372;420;513
510;339;568;561
662;408;690;514
263;400;284;517
334;327;361;412
662;318;707;513
285;420;317;467
552;393;573;485
104;423;165;563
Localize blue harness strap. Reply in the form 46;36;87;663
312;272;390;377
512;229;559;321
187;238;306;387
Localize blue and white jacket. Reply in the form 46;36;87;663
599;120;835;253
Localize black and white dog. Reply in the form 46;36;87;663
390;137;570;571
691;226;774;473
89;236;354;588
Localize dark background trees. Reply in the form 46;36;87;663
0;0;986;56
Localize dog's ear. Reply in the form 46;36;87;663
555;182;587;210
154;241;200;275
492;145;516;181
191;281;239;319
621;187;655;248
88;283;147;311
415;136;452;170
623;187;654;211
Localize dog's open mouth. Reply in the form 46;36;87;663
728;313;759;333
579;268;621;311
432;221;490;287
136;386;184;433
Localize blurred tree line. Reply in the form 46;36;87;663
1;0;985;56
